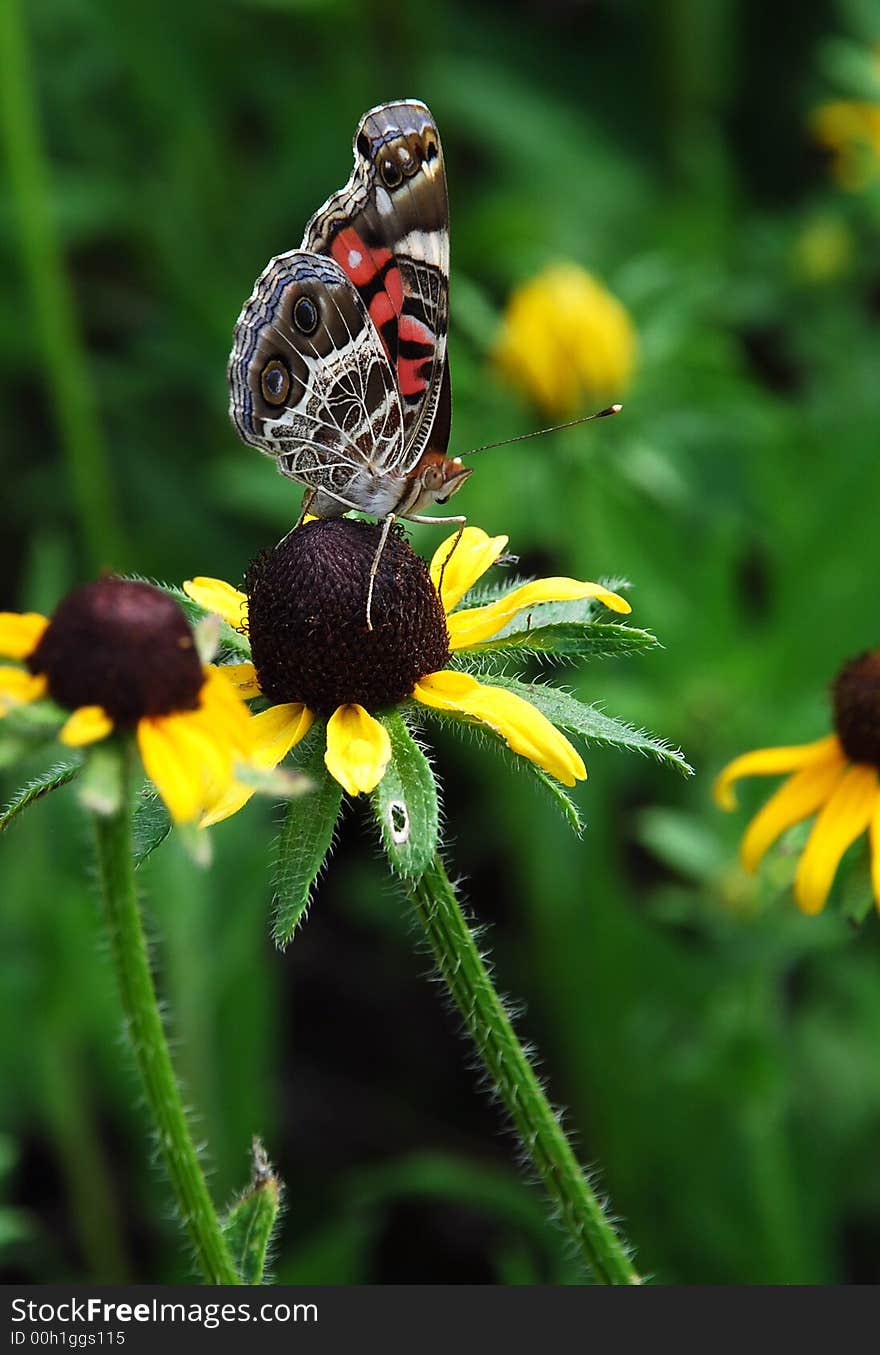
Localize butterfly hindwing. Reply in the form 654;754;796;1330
302;99;450;468
228;250;406;507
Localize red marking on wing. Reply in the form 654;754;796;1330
398;313;433;346
396;313;435;396
397;355;430;397
369;291;397;332
385;266;403;313
330;228;432;405
331;227;391;286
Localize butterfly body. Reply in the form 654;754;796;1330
301;452;471;522
228;100;467;527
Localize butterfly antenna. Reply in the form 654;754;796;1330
458;404;622;459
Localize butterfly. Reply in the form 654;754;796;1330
227;99;471;622
228;100;622;625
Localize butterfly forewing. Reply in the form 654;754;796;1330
302;99;450;471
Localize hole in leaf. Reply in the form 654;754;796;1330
389;800;409;844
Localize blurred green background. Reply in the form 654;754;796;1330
3;0;880;1284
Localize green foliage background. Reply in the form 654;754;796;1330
2;0;880;1283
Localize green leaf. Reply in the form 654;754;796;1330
527;763;584;835
461;620;659;662
0;700;67;767
132;789;172;866
223;1140;283;1284
0;760;80;832
76;741;124;817
273;724;343;945
488;676;693;776
822;35;880;103
175;821;213;868
2;697;67;731
371;713;439;878
838;843;875;927
0;727;35;770
636;807;727;882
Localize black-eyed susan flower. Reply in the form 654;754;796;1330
714;650;880;915
183;520;634;825
0;579;254;824
493;262;637;418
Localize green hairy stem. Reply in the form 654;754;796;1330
406;855;641;1285
92;744;239;1284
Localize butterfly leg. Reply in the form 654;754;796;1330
365;512;397;632
295;488;318;529
408;513;468;600
272;490;320;556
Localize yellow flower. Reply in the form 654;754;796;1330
714;651;880;915
0;581;254;825
185;521;631;824
492;263;637;419
811;100;880;191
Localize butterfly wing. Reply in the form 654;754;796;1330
228;250;406;509
303;99;451;468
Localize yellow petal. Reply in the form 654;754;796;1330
870;800;880;913
0;612;48;660
136;718;209;824
142;706;249;824
137;664;269;825
461;685;587;787
190;674;253;795
199;781;256;829
713;735;841;811
411;669;484;709
199;702;313;829
0;667;47;712
739;755;848;873
59;705;114;747
430;527;509;612
183;577;248;629
325;704;391;796
414;669;586;787
447;576;631;649
251;702;313;770
215;662;261;699
794;764;879;915
195;666;253;752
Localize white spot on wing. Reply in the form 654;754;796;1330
348;248;362;268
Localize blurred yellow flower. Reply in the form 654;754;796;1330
493;263;637;419
812;99;880;191
0;582;254;825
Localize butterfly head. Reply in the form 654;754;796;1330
410;451;472;513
